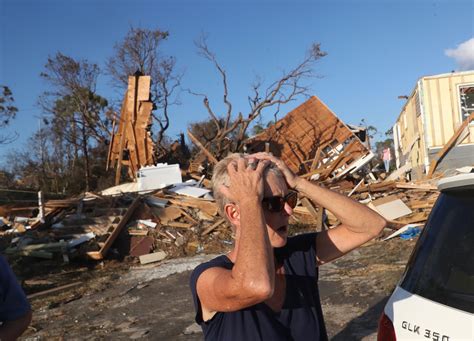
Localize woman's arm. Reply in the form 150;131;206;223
196;158;275;320
253;153;386;265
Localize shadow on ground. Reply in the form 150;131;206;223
331;297;388;341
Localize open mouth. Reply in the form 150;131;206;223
277;225;288;233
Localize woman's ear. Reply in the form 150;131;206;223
224;203;240;227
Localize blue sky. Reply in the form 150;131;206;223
1;0;473;160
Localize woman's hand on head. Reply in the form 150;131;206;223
250;152;301;190
219;157;270;205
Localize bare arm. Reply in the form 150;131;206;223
0;310;32;341
196;158;274;320
252;153;386;265
295;177;386;265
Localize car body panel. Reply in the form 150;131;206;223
384;286;473;341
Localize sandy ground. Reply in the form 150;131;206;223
18;236;416;340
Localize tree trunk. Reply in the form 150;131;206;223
81;122;90;191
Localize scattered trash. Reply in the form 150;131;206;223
399;226;422;240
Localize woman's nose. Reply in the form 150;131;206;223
283;202;293;216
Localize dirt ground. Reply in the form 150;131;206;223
16;232;417;341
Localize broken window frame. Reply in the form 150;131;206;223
457;83;474;125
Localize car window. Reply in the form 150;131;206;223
400;189;474;313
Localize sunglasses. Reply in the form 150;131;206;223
261;191;298;213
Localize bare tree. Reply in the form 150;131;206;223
191;35;327;160
0;85;18;144
107;27;182;149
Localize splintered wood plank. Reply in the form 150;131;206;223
179;208;198;225
393;211;430;225
428;111;474;178
354;181;396;193
106;117;117;171
187;130;218;165
136;101;154;166
137;76;151;101
27;281;83;300
139;251;167;265
300;197;318;220
202;218;226;235
127;75;151;115
166;221;193;229
128;229;149;236
395;182;438;191
310;145;323;171
154;206;182;224
168;198;218;217
124;118;140;174
114;96;129;185
188;173;212;188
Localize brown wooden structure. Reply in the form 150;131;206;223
245;96;371;180
107;75;156;184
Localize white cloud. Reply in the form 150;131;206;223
445;38;474;71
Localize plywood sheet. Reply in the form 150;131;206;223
370;196;412;221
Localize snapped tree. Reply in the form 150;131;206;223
189;35;327;161
107;27;183;155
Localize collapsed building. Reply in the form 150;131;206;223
245;96;375;181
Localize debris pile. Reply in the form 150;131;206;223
2;85;472;303
0;172;442;266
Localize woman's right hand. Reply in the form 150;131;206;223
219;157;270;205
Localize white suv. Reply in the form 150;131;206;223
378;173;474;341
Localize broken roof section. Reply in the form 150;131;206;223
245;96;373;180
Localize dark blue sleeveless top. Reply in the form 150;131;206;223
189;232;328;340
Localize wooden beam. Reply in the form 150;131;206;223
187;130;218;164
27;281;82;300
427;111;474;178
106;116;117;171
202;218;226;235
115;96;129;185
165;221;193;229
319;140;357;180
310;145;323;171
178;208;198;225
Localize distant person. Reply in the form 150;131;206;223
190;153;386;340
382;147;392;173
0;255;32;340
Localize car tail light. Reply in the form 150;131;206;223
378;312;396;341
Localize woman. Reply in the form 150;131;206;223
190;153;386;340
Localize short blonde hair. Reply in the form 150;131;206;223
211;153;284;221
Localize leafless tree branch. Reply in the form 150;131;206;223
191;38;326;159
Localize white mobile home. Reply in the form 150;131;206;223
393;71;474;178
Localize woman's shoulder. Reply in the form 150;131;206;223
190;255;233;288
